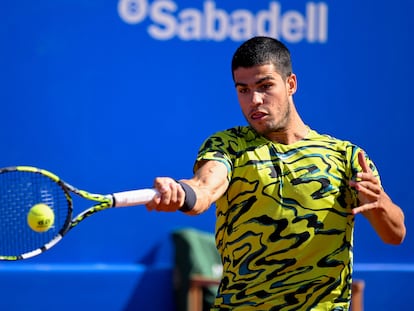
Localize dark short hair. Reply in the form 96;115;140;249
231;36;292;80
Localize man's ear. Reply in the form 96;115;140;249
287;74;297;96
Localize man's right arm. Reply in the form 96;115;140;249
145;160;229;214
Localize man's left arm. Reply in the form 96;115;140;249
350;151;406;245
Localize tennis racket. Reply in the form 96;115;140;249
0;166;157;261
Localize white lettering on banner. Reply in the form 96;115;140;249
118;0;148;24
118;0;328;43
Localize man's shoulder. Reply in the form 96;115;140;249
211;126;258;141
307;129;354;147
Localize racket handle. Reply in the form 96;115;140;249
112;188;158;207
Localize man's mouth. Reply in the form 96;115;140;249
251;111;267;120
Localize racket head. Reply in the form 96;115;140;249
0;166;72;260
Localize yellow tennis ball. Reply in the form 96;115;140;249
27;203;55;232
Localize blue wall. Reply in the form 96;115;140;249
1;0;413;309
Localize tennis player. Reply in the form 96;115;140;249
146;36;406;310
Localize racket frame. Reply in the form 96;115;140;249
0;166;155;261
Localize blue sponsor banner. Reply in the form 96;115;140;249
117;0;328;43
0;0;413;263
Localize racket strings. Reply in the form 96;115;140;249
0;170;70;257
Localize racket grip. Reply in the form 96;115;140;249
112;188;158;207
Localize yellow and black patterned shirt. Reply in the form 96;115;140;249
195;126;379;311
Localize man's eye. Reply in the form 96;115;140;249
260;83;273;91
238;88;249;94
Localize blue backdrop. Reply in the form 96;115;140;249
1;0;412;268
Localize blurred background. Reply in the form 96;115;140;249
0;0;412;309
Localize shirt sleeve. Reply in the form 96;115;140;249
193;131;234;181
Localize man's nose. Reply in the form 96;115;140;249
251;91;263;106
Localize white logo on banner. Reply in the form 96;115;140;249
118;0;328;43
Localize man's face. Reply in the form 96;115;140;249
233;63;297;138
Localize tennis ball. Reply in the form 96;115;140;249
27;203;55;232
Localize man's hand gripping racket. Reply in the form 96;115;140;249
0;166;158;261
